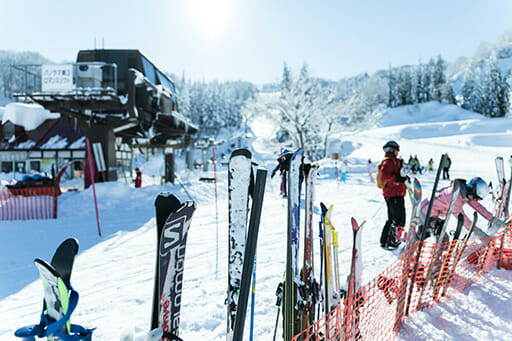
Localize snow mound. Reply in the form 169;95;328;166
377;102;484;127
1;102;60;131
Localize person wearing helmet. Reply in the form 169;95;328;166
418;177;506;238
379;140;408;249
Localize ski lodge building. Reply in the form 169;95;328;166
0;103;85;177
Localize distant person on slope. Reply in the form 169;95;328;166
418;177;506;240
340;159;348;183
442;154;451;180
367;159;374;182
378;141;408;249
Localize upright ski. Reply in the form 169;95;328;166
418;179;462;306
301;163;320;331
232;168;267;341
152;193;182;330
283;148;304;341
405;153;447;316
226;148;253;339
154;197;196;341
344;217;365;340
395;178;421;327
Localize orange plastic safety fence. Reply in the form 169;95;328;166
293;227;512;341
0;187;58;220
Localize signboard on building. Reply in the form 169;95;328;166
42;64;74;92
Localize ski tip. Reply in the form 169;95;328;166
230;148;252;159
56;238;80;256
320;202;327;212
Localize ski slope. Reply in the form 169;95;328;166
2;102;512;340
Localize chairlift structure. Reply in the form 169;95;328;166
13;49;197;181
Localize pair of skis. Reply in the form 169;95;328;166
226;149;267;341
151;193;196;341
15;238;94;341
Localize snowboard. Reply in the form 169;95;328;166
15;238;93;341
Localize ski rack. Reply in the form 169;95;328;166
292;224;512;341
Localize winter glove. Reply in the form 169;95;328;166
397;175;410;184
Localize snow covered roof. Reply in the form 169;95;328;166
1;102;60;131
0;117;85;151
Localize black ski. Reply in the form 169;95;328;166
151;193;182;330
405;153;447;316
151;194;196;340
232;168;267;341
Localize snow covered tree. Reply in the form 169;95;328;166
498;71;511;117
441;82;457;104
177;79;257;137
396;68;413;106
387;66;399;108
461;64;484;113
262;62;347;154
483;53;502;117
431;55;446;101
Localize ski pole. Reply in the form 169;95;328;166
273;282;283;341
212;146;219;279
249;252;257;341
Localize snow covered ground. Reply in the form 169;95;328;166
1;102;512;340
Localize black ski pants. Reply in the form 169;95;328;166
442;167;450;180
380;196;406;245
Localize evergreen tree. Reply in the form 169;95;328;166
410;65;419;104
281;62;292;94
462;64;478;111
387;66;399;107
417;60;428;103
498;71;511;117
483;52;504;117
441;82;457;104
397;68;413;106
431;55;446;101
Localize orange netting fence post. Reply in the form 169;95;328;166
292;225;512;341
0;187;58;221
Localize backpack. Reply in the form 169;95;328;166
376;157;397;189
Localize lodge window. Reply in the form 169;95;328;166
30;161;41;172
1;161;13;173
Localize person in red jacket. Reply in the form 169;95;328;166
134;168;142;188
379;140;407;249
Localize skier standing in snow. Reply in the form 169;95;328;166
442;155;451;180
367;159;374;182
340;159;348;183
418;177;506;239
428;158;434;172
378;141;408;249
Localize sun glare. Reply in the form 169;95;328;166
187;0;232;43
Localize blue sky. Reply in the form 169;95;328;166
1;0;511;84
